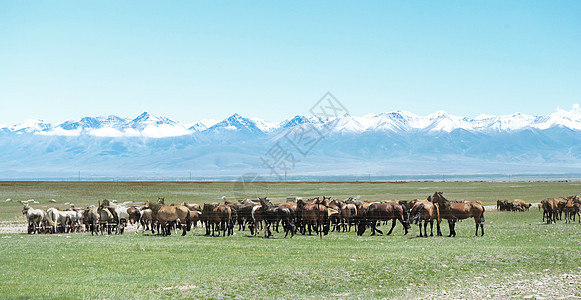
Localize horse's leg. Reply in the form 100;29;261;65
447;220;454;237
374;221;384;235
423;221;428;238
386;219;397;235
429;220;434;237
418;220;423;237
181;220;187;236
451;221;457;237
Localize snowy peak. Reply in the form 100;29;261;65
3;105;581;137
10;119;51;133
56;115;129;130
127;112;178;130
207;113;264;134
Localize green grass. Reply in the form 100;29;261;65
1;182;580;299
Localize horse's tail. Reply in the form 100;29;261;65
479;206;485;224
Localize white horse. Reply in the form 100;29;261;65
22;205;46;234
47;208;78;233
115;205;131;234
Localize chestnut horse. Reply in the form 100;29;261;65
297;198;329;238
331;199;357;232
542;198;562;224
357;201;410;236
410;200;442;237
430;192;485;237
143;200;191;236
202;203;233;237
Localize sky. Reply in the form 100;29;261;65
1;1;580;125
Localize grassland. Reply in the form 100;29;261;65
0;181;580;299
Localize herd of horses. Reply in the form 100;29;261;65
20;192;489;238
539;195;581;224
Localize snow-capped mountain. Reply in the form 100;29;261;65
2;107;581;179
4;108;581;136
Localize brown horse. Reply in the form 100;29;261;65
410;200;442;237
542;198;562;224
332;200;357;232
357;201;410;236
202;203;233;237
127;206;141;226
83;206;100;235
297;198;329;238
430;192;485;237
563;195;580;224
143;200;191;236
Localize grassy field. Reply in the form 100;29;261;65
0;181;580;299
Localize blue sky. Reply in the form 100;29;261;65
1;1;580;124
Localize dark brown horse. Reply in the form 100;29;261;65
258;198;295;238
542;197;562;224
143;200;191;236
202;203;233;237
410;200;442;237
357;201;410;236
430;192;485;237
297;198;329;238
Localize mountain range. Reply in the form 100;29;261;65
1;109;581;180
3;109;581;137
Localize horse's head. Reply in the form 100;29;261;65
409;203;424;225
296;198;305;207
259;197;272;208
157;197;165;204
329;199;342;208
22;204;30;215
401;204;412;230
431;192;447;203
143;200;152;210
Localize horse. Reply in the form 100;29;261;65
97;200;120;234
259;198;295;238
47;207;78;234
202;203;232;237
236;203;258;232
22;204;46;234
139;208;153;232
430;192;485;237
330;199;358;232
296;198;329;238
563;195;580;224
357;201;410;236
259;198;278;238
97;203;117;235
542;198;562;224
213;204;233;237
410;200;442;237
189;209;201;229
143;200;191;236
83;206;100;235
127;206;141;226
